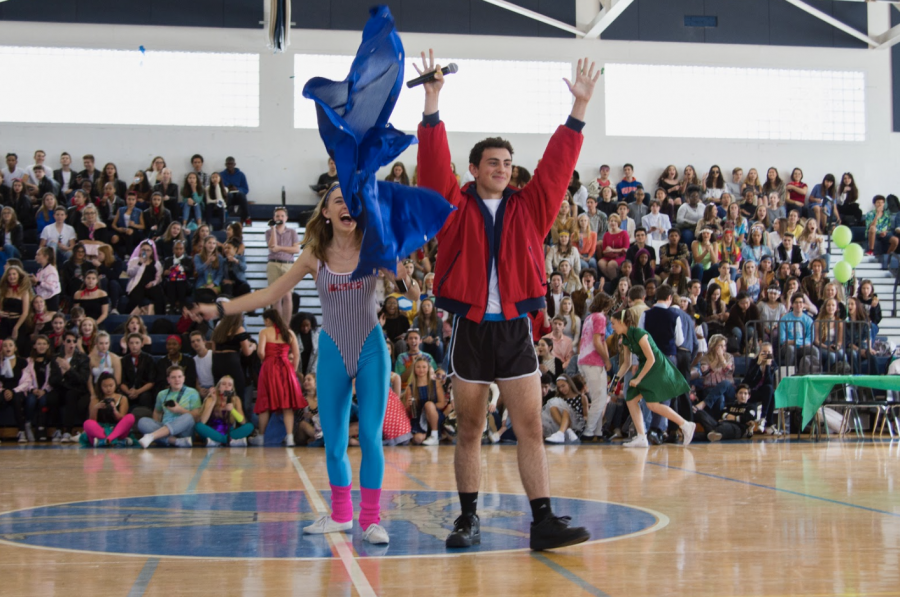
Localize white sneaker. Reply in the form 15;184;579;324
174;437;193;448
489;432;501;444
138;435;154;449
17;431;26;444
25;423;35;443
623;434;649;448
362;524;390;545
708;431;723;442
546;431;565;444
303;515;353;535
565;429;578;443
422;434;439;446
61;432;73;443
92;437;103;447
285;434;295;447
229;438;248;447
51;430;63;442
680;422;696;447
70;432;82;444
206;438;221;447
249;435;265;446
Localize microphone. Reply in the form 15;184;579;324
406;63;458;88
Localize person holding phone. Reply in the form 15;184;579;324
741;341;777;435
82;371;135;447
138;365;202;448
195;375;254;447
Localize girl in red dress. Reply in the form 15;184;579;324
255;308;306;446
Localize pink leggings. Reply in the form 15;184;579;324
83;414;136;442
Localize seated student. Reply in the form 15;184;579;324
615;202;636;236
30;247;61;312
725;292;760;354
120;333;156;411
558;259;582;294
707;261;737;306
643;198;671;242
597;213;629;282
0;206;23;262
180;172;206;228
394;329;438;393
570;268;598;319
624;227;657;268
125;241;165;316
536;337;564;379
83;371;136;447
55;330;91;441
87;330;121;396
0;338;28;442
779;292;818;369
45;313;67;353
14;335;62;442
693;334;735;416
542;374;588;444
138;365;202;449
193;235;224;299
117;315;151;355
190;331;214;398
413;297;443;365
162;240;194;313
220;239;250;298
544;271;570;318
743;343;777;434
40;207;77;263
110;191;144;258
866;195;893;256
543;316;575;370
72;269;109;327
402;356;447;446
157;221;189;261
152;168;180;215
143;191;173;242
154;335;198;395
775;232;806;279
195;375;254;447
695;384;759;442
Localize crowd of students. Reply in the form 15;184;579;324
0;152;891;447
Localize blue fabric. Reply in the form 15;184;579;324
302;5;454;280
317;327;390;489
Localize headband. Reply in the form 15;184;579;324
167;335;182;346
555;376;568;383
323;183;341;204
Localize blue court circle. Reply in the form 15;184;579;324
0;490;666;559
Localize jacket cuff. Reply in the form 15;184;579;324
565;116;585;133
422;111;441;127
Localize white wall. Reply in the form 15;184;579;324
0;20;895;209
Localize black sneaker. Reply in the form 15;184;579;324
530;516;590;551
445;513;481;548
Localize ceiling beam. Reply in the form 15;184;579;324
875;22;900;49
583;0;635;39
481;0;585;37
782;0;880;46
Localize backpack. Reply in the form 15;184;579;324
798;354;822;376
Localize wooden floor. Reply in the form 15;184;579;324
0;440;898;597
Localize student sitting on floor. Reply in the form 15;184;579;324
694;384;759;442
137;365;202;449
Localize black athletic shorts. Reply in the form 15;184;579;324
447;316;539;384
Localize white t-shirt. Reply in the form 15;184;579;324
194;351;214;389
40;223;78;248
484;199;502;314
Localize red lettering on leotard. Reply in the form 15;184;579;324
328;281;364;292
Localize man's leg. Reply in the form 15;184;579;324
498;374;549;500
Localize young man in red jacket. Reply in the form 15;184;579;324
416;50;599;551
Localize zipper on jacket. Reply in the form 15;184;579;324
437;250;462;296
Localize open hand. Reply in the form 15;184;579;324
413;49;444;96
563;57;600;103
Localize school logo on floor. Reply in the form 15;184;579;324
0;490;666;558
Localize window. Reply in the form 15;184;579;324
294;54;572;134
0;46;259;127
604;63;865;142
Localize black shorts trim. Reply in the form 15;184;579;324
447;316;539;384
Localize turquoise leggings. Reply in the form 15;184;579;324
195;422;255;444
317;327;389;489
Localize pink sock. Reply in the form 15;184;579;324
330;484;353;524
359;487;382;530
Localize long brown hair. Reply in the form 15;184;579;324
211;314;244;345
406;356;437;402
1;206;19;232
0;265;33;297
301;183;362;262
262;308;291;342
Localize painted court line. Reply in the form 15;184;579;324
647;461;900;518
289;451;377;597
531;553;612;597
385;461;432;490
185;452;215;494
126;557;160;597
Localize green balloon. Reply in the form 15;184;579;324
833;260;853;283
832;225;852;249
843;243;864;267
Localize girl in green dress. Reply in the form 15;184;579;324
610;308;696;447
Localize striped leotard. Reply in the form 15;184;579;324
315;260;380;378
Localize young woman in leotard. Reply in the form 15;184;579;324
194;183;420;545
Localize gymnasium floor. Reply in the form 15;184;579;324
0;440;898;596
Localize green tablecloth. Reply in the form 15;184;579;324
774;375;900;429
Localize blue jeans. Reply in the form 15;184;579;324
680;228;695;246
137;413;195;443
702;380;735;416
580;257;598;272
182;202;202;223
